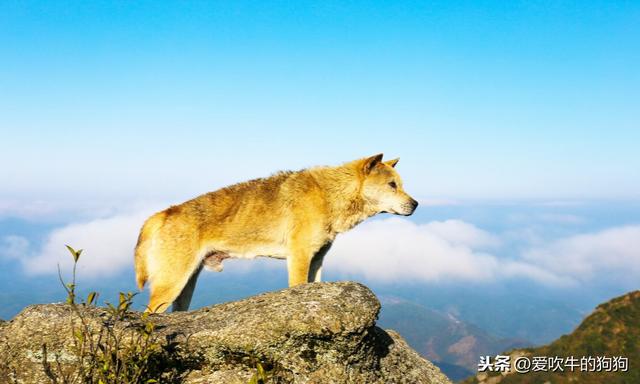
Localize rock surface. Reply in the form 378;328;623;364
0;281;452;384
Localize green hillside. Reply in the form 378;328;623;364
463;290;639;384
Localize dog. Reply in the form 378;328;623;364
134;154;418;312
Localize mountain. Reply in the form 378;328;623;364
0;282;453;384
378;298;530;381
463;290;640;384
376;283;586;345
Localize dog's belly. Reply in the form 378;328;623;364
227;242;288;260
227;249;288;260
201;244;287;272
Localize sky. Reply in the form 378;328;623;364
1;0;639;203
0;1;639;331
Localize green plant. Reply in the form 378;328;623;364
246;354;285;384
41;245;199;384
248;360;268;384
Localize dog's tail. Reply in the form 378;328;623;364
134;211;166;290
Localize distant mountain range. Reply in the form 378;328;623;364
377;297;530;381
463;290;640;384
375;282;588;346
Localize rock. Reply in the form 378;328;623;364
0;281;452;384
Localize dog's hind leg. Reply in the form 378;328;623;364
146;242;202;313
308;242;332;283
148;266;197;313
172;264;203;312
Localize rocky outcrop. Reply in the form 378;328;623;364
0;282;452;384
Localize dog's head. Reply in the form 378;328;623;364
358;153;418;216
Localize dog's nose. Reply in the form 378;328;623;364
402;198;419;216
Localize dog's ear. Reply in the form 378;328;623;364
363;153;384;175
384;158;399;168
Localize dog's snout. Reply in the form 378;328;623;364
400;197;419;216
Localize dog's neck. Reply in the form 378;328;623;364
310;163;378;234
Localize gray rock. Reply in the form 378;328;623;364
0;281;452;384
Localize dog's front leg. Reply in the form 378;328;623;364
287;246;313;287
308;242;332;283
287;224;326;286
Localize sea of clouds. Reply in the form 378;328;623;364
2;202;639;288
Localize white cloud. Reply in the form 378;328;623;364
421;220;500;248
2;208;639;288
9;211;153;278
326;218;639;286
2;205;278;279
325;218;496;281
522;226;640;282
326;218;503;283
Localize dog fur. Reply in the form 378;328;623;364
134;154;418;312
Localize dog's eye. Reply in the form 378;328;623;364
388;181;397;189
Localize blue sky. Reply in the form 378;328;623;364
1;1;639;201
0;0;639;297
0;3;639;348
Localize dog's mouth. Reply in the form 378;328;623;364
381;209;411;216
381;201;418;216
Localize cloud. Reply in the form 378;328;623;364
326;217;564;284
6;211;152;278
2;206;278;279
325;219;640;286
3;213;509;283
522;225;640;282
2;209;638;288
326;218;499;282
420;220;500;248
